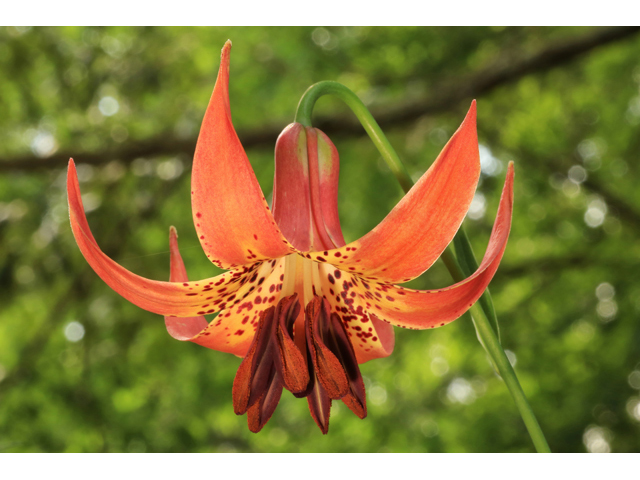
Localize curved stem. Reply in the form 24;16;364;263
296;81;550;453
296;81;414;193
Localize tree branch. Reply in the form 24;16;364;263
1;26;638;172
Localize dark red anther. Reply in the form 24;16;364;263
304;295;367;434
306;297;349;399
231;293;309;433
326;311;366;419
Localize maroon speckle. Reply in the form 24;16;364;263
196;212;202;218
237;302;253;313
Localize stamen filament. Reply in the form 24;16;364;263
281;254;297;297
303;257;314;306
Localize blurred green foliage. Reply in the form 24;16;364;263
1;26;639;452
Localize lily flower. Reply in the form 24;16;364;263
67;41;514;434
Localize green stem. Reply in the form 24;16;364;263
441;249;550;453
295;81;414;193
296;81;550;453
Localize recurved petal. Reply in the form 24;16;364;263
191;40;293;269
365;163;514;330
164;226;209;341
68;159;257;318
306;102;481;284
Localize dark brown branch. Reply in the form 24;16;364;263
1;26;639;172
373;26;640;121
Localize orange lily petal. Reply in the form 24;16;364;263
190;258;286;356
362;163;514;329
191;40;293;269
306;102;480;284
273;124;346;251
317;263;395;364
273;124;313;251
306;127;346;250
315;129;347;249
164;226;209;341
68;158;258;318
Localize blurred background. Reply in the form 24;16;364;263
0;26;639;453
